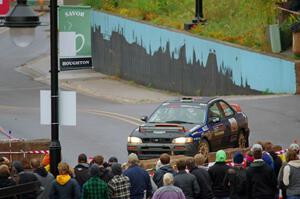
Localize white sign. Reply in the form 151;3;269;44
40;90;76;126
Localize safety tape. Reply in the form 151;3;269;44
27;150;49;154
0;150;49;154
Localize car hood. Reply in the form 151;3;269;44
131;123;203;138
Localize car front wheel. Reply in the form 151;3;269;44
198;139;210;161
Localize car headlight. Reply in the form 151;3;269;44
172;137;193;144
128;137;143;144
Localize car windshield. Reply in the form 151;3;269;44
148;103;206;124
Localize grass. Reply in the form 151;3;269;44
84;0;285;52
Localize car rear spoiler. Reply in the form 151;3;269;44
230;103;242;112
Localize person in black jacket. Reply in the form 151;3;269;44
12;160;40;199
174;159;200;199
74;153;90;188
186;157;214;199
0;164;16;199
224;152;247;199
246;144;277;199
208;150;230;199
263;142;282;177
153;153;176;188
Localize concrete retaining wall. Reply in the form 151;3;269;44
91;11;298;95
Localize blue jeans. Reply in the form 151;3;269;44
287;196;300;199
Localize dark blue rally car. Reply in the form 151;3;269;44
127;97;249;159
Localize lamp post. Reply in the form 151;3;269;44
184;0;206;31
49;0;61;177
1;0;61;176
195;0;204;22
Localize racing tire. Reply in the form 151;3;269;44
237;132;248;149
198;139;210;161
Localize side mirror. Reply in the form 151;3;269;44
208;116;220;124
140;116;148;122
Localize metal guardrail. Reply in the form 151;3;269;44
0;181;41;198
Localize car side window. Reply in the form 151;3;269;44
219;101;234;117
208;103;222;119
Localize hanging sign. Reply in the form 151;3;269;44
58;6;92;70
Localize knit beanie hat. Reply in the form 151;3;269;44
216;150;226;162
12;161;24;173
289;143;300;152
89;164;100;177
108;157;118;164
111;163;122;175
233;152;244;164
251;144;263;152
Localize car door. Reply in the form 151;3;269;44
218;100;238;147
207;101;225;150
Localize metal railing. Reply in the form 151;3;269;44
0;181;41;198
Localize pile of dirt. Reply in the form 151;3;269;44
0;139;50;168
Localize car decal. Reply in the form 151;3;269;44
214;131;225;136
228;118;238;132
190;125;208;140
189;125;202;133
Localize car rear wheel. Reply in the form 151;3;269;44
238;132;247;148
198;139;210;161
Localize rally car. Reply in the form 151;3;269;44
127;97;249;160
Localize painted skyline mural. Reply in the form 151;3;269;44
92;12;296;94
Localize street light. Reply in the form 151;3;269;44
2;0;40;47
1;0;61;176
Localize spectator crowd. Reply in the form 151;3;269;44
0;141;300;199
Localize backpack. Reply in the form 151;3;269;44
227;167;247;195
233;167;247;195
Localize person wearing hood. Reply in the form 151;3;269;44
12;160;40;199
283;150;300;199
0;164;16;199
108;163;131;199
224;152;247;199
186;157;214;199
208;150;230;199
74;153;90;188
153;153;176;188
49;162;81;199
31;158;54;199
82;164;109;199
152;173;185;199
246;144;276;199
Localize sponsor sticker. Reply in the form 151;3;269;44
228;118;238;132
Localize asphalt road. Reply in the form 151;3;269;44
0;17;300;166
